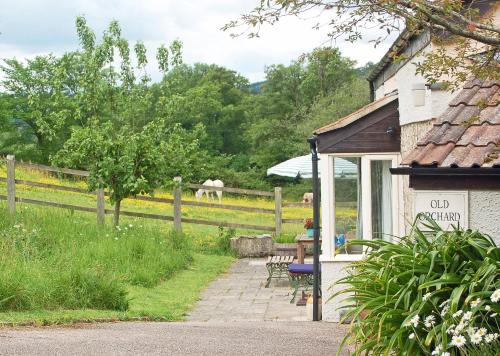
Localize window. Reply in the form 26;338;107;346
325;154;400;259
333;157;362;254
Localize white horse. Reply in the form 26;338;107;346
195;179;224;203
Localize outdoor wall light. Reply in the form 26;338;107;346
386;126;397;136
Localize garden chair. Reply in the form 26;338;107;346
287;263;321;303
265;255;295;287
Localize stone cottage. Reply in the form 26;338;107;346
315;4;500;321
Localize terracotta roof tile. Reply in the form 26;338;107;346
448;84;499;107
402;79;500;168
441;144;497;168
456;123;500;146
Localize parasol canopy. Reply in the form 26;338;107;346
266;154;357;179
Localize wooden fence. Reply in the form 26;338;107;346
0;155;316;235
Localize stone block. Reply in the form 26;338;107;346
230;234;273;257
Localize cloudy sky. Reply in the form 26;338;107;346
0;0;394;82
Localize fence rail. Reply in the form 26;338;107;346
1;155;282;233
16;161;90;177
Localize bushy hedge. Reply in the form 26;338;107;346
335;215;499;355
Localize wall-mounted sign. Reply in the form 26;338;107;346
414;191;468;230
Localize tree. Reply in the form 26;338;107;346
53;121;204;226
51;17;191;226
1;53;82;160
244;47;365;168
157;63;250;154
0;94;40;160
224;0;500;88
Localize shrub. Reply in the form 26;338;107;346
334;214;500;355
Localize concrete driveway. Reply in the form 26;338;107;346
0;321;350;356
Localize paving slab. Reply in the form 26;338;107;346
187;258;309;322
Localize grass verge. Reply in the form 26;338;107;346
0;253;234;326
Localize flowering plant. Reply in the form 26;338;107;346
333;214;500;355
303;218;313;229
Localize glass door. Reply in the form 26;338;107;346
370;160;393;241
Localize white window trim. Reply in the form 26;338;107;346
320;153;403;262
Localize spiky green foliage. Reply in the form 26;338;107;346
334;214;500;355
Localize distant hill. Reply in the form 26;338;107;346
249;81;266;94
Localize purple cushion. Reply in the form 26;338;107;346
288;263;320;274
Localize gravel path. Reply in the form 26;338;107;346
0;321;350;355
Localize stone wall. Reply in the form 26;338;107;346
230;235;273;257
400;120;433;231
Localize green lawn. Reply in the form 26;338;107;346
0;254;234;326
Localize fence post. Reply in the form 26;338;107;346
6;155;16;214
173;176;182;232
274;187;282;236
96;188;105;225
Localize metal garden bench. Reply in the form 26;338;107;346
265;255;294;287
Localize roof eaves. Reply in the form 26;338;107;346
314;92;398;135
367;29;413;82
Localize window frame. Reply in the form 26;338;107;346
320;152;403;262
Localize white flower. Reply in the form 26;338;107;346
114;237;118;240
491;289;500;303
484;333;498;343
425;315;436;328
470;332;482;345
477;328;487;337
455;322;466;334
491;313;498;317
470;298;481;308
441;305;450;316
462;311;472;321
485;305;491;311
409;315;420;327
431;345;442;355
13;224;21;229
423;292;431;301
451;335;466;347
466;327;477;337
441;353;450;356
446;325;456;335
452;310;463;318
440;299;450;308
129;224;133;228
409;333;415;340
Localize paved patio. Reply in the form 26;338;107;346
187;258;309;322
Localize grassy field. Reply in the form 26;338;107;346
0;204;234;325
0;164;356;245
0;254;234;326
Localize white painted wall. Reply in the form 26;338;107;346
321;261;350;322
374;44;458;126
469;191;500;245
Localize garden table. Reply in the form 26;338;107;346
295;234;322;264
